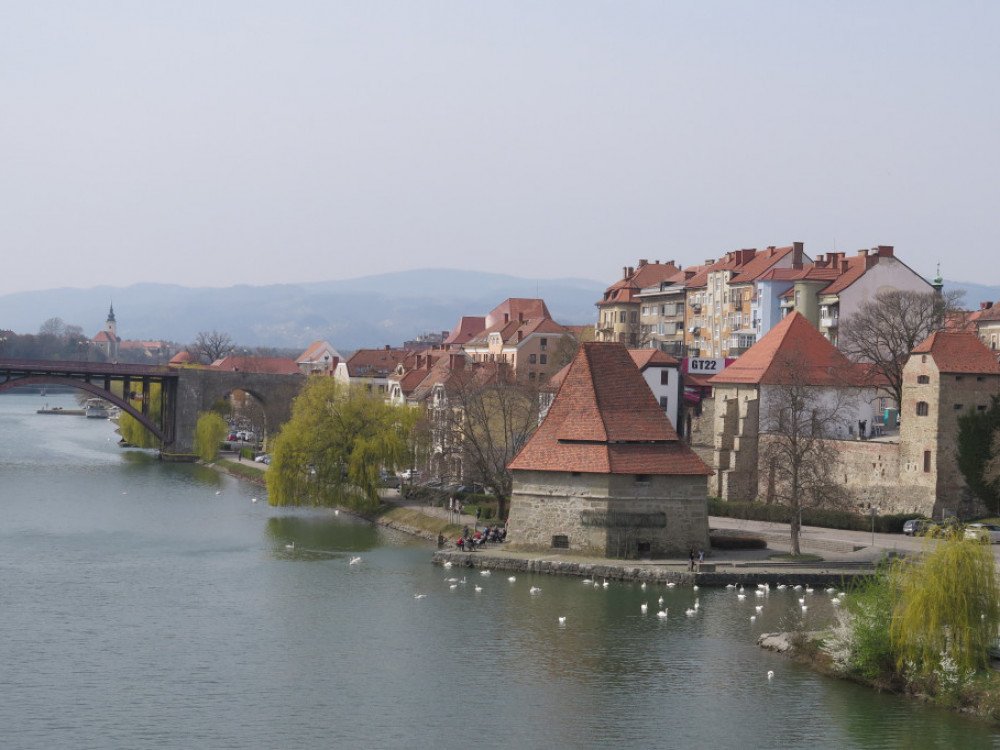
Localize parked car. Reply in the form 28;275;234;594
254;454;271;464
965;523;1000;544
902;518;933;536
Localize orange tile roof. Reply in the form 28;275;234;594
508;342;711;475
707;312;856;386
297;340;341;364
911;331;1000;374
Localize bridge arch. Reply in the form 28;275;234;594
0;375;169;442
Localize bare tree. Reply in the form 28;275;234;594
839;289;964;408
758;352;854;555
39;317;66;338
436;363;539;519
190;330;235;364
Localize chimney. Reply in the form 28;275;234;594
623;266;629;279
841;259;850;273
504;313;509;323
704;258;715;266
518;311;524;322
857;248;869;257
792;241;804;270
877;245;895;258
516;330;523;342
628;266;635;276
639;259;648;266
385;345;391;351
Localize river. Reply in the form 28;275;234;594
1;390;997;749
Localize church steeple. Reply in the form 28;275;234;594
106;302;117;338
931;263;944;295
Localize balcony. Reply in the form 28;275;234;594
820;317;839;328
689;303;702;313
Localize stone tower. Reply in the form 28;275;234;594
899;331;1000;518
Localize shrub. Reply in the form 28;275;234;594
708;498;925;534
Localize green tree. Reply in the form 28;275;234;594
957;394;1000;513
193;411;228;461
116;381;165;448
890;535;1000;677
266;377;418;509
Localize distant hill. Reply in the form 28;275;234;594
0;270;606;351
2;271;994;353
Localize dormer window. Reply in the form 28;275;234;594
917;375;930;384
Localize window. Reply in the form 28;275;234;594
923;451;932;473
916;401;929;416
954;404;963;410
552;535;569;549
529;353;536;364
917;375;930;384
619;311;626;323
540;354;547;365
659;396;668;412
540;338;547;350
660;370;670;385
635;474;650;485
955;376;964;382
529;371;536;381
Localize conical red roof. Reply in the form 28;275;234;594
508;342;711;475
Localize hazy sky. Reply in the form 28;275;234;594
3;1;997;297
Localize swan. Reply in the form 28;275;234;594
685;607;696;617
450;584;458;590
755;590;765;598
831;597;841;606
558;616;567;625
474;585;483;592
657;610;668;619
750;615;756;623
641;582;647;590
413;594;427;599
530;586;541;594
726;583;736;589
215;491;221;496
693;585;699;591
285;542;295;550
443;561;453;569
801;605;808;613
582;578;593;584
767;670;774;680
349;556;362;565
508;576;516;582
658;596;665;606
640;603;648;613
481;570;491;576
602;580;609;588
666;582;676;588
755;605;763;613
737;593;746;601
251;497;258;503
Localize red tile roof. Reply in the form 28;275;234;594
208;356;302;375
443;316;487;347
485;299;551;329
297;340;341;365
911;331;1000;374
508;342;711;475
628;348;680;368
342;348;412;378
707;312;857;386
598;261;681;305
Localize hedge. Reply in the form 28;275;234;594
708;498;924;534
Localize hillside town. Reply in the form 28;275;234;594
3;244;1000;562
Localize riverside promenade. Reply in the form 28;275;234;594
385;488;915;586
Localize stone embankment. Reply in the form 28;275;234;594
432;548;872;587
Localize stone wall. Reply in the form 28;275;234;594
508;470;709;559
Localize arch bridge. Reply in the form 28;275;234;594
0;358;303;458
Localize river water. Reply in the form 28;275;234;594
1;390;998;749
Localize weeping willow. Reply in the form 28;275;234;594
193;411;228;462
116;382;164;448
890;535;1000;676
266;377;420;509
